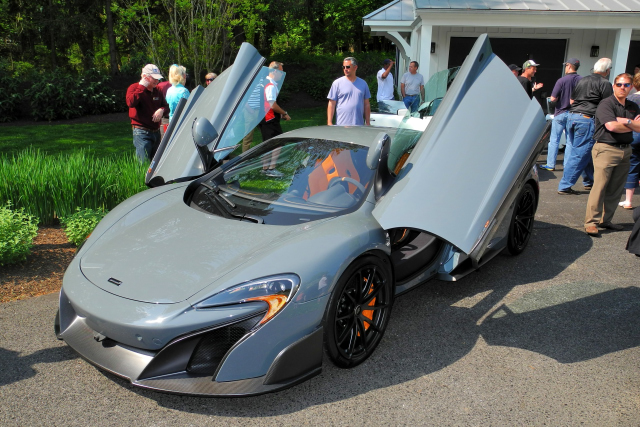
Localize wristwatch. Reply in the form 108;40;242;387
627;119;632;125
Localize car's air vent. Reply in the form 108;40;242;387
186;314;262;375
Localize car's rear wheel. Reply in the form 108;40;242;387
506;183;537;255
324;255;393;368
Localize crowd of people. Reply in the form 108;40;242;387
511;57;640;253
124;55;640;255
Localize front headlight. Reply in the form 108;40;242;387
194;274;300;324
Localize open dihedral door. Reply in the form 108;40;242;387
145;42;267;187
372;34;546;255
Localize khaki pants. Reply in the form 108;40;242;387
242;106;260;152
242;128;255;152
585;142;632;226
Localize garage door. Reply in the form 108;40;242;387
449;37;567;108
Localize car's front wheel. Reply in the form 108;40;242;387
506;183;537;255
324;255;393;368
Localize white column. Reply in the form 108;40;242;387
419;24;433;81
611;28;631;80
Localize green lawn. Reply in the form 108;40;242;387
0;107;328;158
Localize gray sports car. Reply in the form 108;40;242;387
55;35;550;397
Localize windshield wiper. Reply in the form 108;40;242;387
202;182;236;209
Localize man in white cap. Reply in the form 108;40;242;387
126;64;169;162
517;59;543;99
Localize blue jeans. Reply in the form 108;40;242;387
546;111;570;169
403;95;420;113
133;127;161;162
625;133;640;189
558;113;595;190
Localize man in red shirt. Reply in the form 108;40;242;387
126;64;169;162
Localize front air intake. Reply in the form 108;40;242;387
186;315;262;375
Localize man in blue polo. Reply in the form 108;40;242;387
557;58;613;195
540;58;582;171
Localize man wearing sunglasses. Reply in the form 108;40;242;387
327;57;371;126
558;58;613;195
584;73;640;235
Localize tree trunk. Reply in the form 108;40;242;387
48;0;57;69
105;0;119;75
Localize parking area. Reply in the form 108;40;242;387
1;153;638;426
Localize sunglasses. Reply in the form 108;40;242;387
342;65;351;69
206;78;214;82
615;82;631;88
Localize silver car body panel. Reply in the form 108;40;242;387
372;34;546;254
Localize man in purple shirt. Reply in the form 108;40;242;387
327;57;371;126
540;58;582;171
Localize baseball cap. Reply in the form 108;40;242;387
523;60;540;69
564;58;580;69
141;64;163;80
383;59;393;66
508;64;522;71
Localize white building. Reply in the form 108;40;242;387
364;0;640;91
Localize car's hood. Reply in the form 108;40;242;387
80;188;299;304
373;34;546;254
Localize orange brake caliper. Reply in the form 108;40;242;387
358;276;376;335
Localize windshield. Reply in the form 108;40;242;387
190;138;373;225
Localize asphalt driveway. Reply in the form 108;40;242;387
1;154;638;426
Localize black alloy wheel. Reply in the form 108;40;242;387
324;255;393;368
506;183;537;255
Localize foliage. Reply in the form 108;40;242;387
24;69;123;121
0;201;39;265
1;0;390;88
60;207;108;245
0;148;148;225
0;75;23;122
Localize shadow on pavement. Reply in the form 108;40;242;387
116;221;640;414
0;346;77;387
481;284;640;363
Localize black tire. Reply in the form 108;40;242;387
324;254;394;368
506;183;537;255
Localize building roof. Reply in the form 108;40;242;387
414;0;640;11
364;0;640;19
364;0;415;20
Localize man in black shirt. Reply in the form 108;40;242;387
584;73;640;235
557;58;613;195
517;60;543;99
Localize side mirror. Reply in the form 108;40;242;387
192;117;218;147
366;132;389;170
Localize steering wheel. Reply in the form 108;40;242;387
328;176;366;198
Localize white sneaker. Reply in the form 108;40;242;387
619;201;633;209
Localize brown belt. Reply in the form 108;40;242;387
132;125;159;132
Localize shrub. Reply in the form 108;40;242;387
0;201;39;265
0;75;24;122
60;207;108;245
0;148;148;225
24;69;124;121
